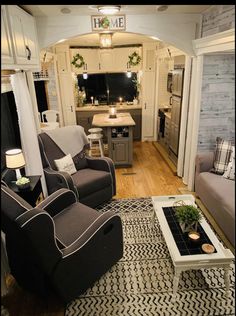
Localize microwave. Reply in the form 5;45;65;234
167;72;172;93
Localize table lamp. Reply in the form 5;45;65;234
5;149;26;180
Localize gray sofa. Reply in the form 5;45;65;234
195;152;235;247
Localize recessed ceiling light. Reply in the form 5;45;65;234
97;5;121;15
61;8;71;14
156;5;168;12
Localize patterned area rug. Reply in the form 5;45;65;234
65;198;235;316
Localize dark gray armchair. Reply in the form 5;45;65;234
1;185;123;303
38;126;116;208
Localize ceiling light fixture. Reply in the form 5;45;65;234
97;5;121;15
100;33;113;48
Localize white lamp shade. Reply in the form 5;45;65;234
5;149;26;169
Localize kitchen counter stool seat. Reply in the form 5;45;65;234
88;128;103;134
87;133;104;157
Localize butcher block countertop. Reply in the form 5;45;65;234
92;112;136;127
76;104;142;112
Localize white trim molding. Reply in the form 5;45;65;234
187;55;204;191
185;28;235;190
177;56;192;178
192;29;235;56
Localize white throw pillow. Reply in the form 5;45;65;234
223;146;235;181
54;154;77;175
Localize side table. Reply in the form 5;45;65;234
7;175;43;207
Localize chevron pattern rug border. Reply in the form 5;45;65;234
65;198;235;316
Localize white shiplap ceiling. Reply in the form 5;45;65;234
21;5;211;47
21;5;211;17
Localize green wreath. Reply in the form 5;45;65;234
100;16;110;29
128;51;141;66
71;53;85;69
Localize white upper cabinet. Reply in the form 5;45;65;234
112;47;130;72
1;6;14;65
70;48;100;74
84;49;100;73
2;5;40;69
99;49;113;72
143;43;156;72
70;47;142;74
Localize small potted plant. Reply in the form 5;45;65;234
16;177;30;190
174;203;202;233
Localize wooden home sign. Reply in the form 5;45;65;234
91;15;126;31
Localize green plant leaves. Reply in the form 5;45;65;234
175;205;202;225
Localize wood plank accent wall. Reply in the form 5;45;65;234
201;5;235;37
197;54;235;151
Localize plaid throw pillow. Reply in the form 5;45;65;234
223;146;235;180
211;137;232;175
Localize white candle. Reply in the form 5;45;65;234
91;96;94;104
109;106;117;118
119;97;122;104
188;232;200;240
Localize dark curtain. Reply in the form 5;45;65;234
34;81;48;119
1;91;21;172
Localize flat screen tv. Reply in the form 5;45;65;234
77;72;137;104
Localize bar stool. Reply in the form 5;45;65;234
88;128;103;134
87;128;104;157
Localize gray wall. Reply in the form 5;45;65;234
201;5;235;37
197;54;235;151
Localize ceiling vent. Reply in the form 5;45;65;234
60;8;71;14
156;5;169;12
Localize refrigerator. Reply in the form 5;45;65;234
169;68;184;162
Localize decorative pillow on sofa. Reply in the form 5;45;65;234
223;146;235;180
54;154;77;175
211;137;232;175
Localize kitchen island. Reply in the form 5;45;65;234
76;104;142;140
92;112;135;167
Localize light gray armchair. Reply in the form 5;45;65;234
38;126;116;208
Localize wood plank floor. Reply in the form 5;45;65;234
115;141;184;198
2;141;185;316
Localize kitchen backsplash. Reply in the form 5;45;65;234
201;5;235;37
197;54;235;151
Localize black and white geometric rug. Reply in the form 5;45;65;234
65;198;235;316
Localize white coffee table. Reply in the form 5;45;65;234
152;194;234;300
